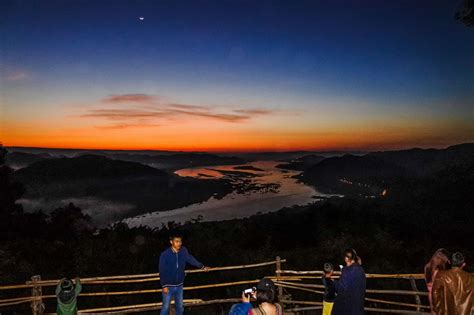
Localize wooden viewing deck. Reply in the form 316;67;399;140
0;257;432;314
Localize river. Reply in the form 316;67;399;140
124;161;329;228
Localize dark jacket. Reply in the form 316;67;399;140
322;275;336;302
159;246;203;288
432;268;474;315
332;263;366;315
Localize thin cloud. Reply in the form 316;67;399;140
233;109;273;115
82;109;168;120
94;123;161;130
6;71;30;81
169;103;210;111
82;93;274;126
101;94;156;104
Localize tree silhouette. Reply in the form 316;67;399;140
0;145;25;239
455;0;474;26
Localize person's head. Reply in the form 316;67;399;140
60;278;74;292
256;278;277;304
343;248;359;266
169;232;183;251
425;248;450;282
451;252;465;268
323;263;334;275
431;248;450;269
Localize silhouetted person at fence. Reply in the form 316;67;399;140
432;252;474;315
229;278;283;315
332;248;366;315
321;263;336;315
424;248;450;313
55;277;82;315
159;232;209;315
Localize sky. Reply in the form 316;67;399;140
1;0;473;152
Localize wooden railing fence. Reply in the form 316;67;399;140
0;257;432;314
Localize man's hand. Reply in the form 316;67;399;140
325;271;333;278
163;287;169;295
241;291;251;303
202;266;210;272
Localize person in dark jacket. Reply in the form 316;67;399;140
159;232;209;315
321;263;336;315
332;248;366;315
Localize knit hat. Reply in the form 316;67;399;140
256;278;275;292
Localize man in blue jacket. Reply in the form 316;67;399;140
332;248;366;315
159;233;209;315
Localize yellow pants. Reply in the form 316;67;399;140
322;301;334;315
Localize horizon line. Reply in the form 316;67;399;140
3;142;471;154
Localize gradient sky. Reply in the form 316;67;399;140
1;0;473;152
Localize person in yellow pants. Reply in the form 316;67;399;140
322;263;335;315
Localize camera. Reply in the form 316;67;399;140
243;287;256;297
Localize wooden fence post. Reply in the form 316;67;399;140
30;275;44;315
276;256;283;299
409;277;421;312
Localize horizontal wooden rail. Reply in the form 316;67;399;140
365;297;430;309
2;259;285;290
275;281;430;310
1;257;438;314
278;270;425;279
365;307;430;314
284;306;430;314
76;298;243;314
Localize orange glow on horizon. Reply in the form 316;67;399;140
2;109;472;153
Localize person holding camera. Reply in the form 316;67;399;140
332;248;366;315
159;232;209;315
229;278;283;315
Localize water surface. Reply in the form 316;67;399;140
124;161;326;227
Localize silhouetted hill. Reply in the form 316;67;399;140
275;154;326;171
7;147;245;170
227;150;364;162
13;154;168;182
5;152;55;169
299;143;474;195
12;155;233;223
99;152;245;170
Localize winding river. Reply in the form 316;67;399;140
124;161;327;228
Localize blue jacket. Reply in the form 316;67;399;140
228;302;252;315
332;263;366;315
159;246;204;288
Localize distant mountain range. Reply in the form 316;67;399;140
5;152;56;169
275;154;327;171
12;155;233;223
6;148;245;170
13;154;169;182
298;143;474;196
5;146;364;169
